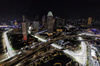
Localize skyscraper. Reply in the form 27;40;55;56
14;20;18;27
22;22;28;41
88;17;92;25
22;15;28;41
22;15;26;22
56;17;60;28
47;11;53;33
33;21;39;31
55;17;65;28
42;15;46;26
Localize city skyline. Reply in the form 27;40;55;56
0;0;100;66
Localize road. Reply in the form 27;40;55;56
1;34;76;66
33;33;100;66
16;49;59;66
35;30;47;34
81;32;100;66
3;29;16;58
80;32;100;66
0;53;8;63
0;39;59;66
33;34;87;65
1;31;100;66
79;32;100;37
62;37;87;66
33;35;47;42
88;46;99;66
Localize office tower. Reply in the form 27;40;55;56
35;15;39;21
22;15;26;22
62;19;65;26
88;17;92;25
33;21;39;31
27;22;30;26
42;15;46;26
47;11;53;33
14;20;18;27
56;17;60;28
55;17;65;28
10;21;14;26
22;22;28;41
53;18;55;28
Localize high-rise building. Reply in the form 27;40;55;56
33;21;39;31
22;22;28;41
47;11;53;33
56;17;60;28
14;20;18;27
10;21;14;26
22;15;26;22
28;22;30;26
55;17;65;28
62;19;65;26
88;17;92;25
42;15;46;26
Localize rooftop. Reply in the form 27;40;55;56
47;11;53;16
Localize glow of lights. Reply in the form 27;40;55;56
51;43;63;49
23;37;27;41
34;35;47;42
92;29;97;32
3;29;16;58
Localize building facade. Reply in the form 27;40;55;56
33;21;39;31
47;11;53;33
88;17;92;25
22;22;28;41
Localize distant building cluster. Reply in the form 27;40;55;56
1;11;100;42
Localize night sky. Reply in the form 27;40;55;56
0;0;100;20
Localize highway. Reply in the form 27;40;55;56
33;34;87;65
81;32;100;66
62;37;87;66
0;29;16;63
1;31;100;66
3;29;16;58
3;29;16;57
33;33;100;66
0;34;77;66
0;38;61;66
33;35;47;42
88;46;99;66
79;32;100;37
16;49;60;66
35;30;47;34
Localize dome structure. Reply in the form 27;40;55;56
47;11;53;16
